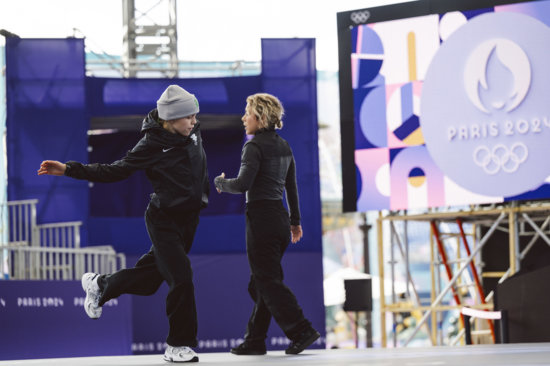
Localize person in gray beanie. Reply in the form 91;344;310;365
157;84;200;121
37;84;208;363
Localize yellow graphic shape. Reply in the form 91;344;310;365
407;32;417;82
408;175;426;188
402;127;425;145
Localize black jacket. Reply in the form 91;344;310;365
65;109;209;213
214;129;300;225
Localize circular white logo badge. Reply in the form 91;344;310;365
421;12;550;196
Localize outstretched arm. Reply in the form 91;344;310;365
37;137;155;183
214;142;261;194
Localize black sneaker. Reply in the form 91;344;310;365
230;341;267;355
285;328;320;355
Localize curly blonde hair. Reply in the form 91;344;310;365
246;93;284;130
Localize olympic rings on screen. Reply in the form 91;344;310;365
350;10;370;24
473;142;528;175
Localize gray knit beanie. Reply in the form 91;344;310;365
157;85;199;120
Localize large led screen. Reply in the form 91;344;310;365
337;0;550;212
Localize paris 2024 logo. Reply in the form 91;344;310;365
421;12;550;197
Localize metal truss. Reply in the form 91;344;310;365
375;201;550;347
122;0;178;78
77;1;260;78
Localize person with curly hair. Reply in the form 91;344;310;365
215;93;320;356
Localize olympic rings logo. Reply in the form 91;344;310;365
473;142;528;175
350;10;370;25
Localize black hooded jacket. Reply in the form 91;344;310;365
65;109;209;213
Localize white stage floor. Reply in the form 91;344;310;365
2;343;550;366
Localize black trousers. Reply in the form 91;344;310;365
97;203;200;347
243;200;311;344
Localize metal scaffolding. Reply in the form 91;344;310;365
77;1;260;78
122;0;178;78
376;201;550;347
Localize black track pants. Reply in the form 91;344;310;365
243;200;311;343
97;204;199;347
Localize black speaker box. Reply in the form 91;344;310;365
343;278;372;312
496;264;550;343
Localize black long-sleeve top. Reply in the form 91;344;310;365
64;109;209;213
214;129;301;225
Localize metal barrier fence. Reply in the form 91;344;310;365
1;200;126;280
0;244;126;280
36;221;82;248
2;199;38;247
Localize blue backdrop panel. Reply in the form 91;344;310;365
5;38;89;228
261;38;322;254
131;251;325;354
0;280;132;360
86;76;261;117
88;214;246;255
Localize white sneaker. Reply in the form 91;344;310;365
163;346;199;363
81;272;102;319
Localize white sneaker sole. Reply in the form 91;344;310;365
81;273;102;319
162;354;199;363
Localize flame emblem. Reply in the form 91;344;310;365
464;39;531;114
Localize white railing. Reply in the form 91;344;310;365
0;199;126;280
36;221;82;248
1;199;38;247
0;244;126;280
